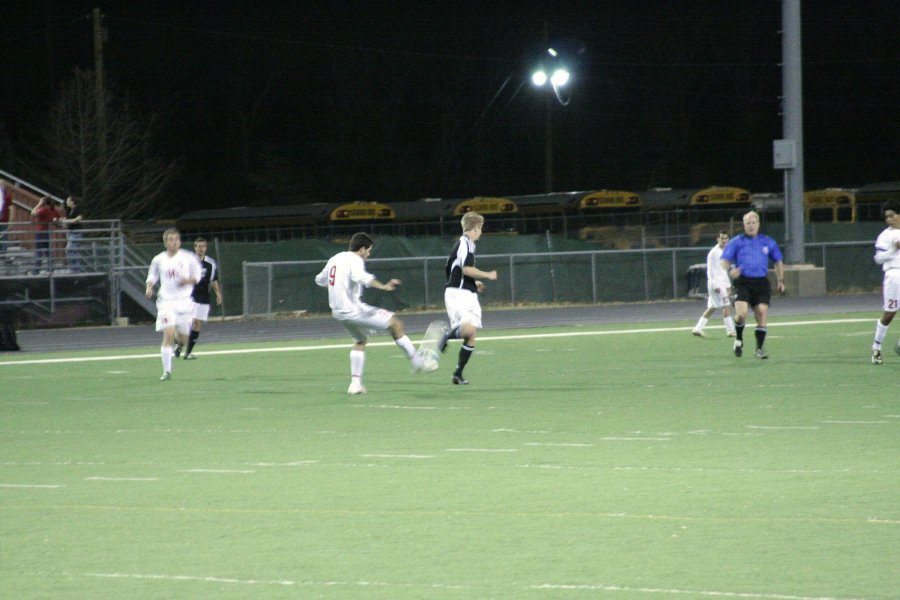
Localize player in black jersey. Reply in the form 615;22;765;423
179;238;222;359
439;212;497;384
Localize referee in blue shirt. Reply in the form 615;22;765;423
720;211;785;359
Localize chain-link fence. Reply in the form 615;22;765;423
242;241;879;317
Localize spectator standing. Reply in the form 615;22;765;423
438;212;498;385
692;231;737;338
314;232;434;395
869;199;900;365
30;197;61;273
56;196;84;272
182;237;223;359
0;184;10;257
145;228;201;381
720;211;785;359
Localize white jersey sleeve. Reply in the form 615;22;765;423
874;228;900;271
706;245;730;290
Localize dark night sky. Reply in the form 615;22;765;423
1;1;898;216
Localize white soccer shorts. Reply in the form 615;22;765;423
444;287;483;330
192;302;211;321
706;283;732;310
883;269;900;312
335;304;394;343
155;299;194;335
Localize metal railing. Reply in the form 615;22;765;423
0;219;158;323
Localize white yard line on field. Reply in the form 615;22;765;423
0;318;874;367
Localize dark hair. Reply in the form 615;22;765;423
349;232;374;252
881;199;900;218
194;237;207;244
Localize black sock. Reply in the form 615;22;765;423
186;330;200;355
454;344;473;376
755;327;767;350
735;323;745;341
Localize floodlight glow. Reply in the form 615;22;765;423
531;70;548;86
550;68;570;87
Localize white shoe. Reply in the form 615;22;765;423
726;331;737;337
691;329;706;338
160;371;171;381
347;382;367;395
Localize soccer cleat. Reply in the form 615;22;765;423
754;348;768;359
451;374;469;385
871;350;883;365
184;354;196;360
691;329;706;338
173;344;182;358
733;339;743;357
727;331;737;337
347;381;367;395
160;371;171;381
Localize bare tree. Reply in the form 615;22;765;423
32;67;179;219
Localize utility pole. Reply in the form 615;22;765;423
778;0;805;263
93;8;108;186
543;20;553;193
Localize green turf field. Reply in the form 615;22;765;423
1;313;898;599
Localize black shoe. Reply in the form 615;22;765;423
174;344;182;358
733;340;743;358
452;374;469;385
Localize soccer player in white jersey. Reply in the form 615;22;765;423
692;231;737;338
315;232;433;395
145;228;202;380
870;199;900;364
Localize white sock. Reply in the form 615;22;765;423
395;335;417;360
161;346;173;372
724;316;736;333
350;350;365;384
873;320;889;350
694;316;708;332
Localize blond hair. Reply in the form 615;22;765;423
460;211;484;232
162;227;180;242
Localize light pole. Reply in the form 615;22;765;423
532;50;570;193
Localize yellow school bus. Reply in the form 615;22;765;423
803;189;856;223
579;190;641;210
451;197;518;216
329;202;395;221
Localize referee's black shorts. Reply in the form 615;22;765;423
733;276;771;307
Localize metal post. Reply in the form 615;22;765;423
671;249;678;299
508;255;515;304
213;237;225;318
266;264;273;317
782;0;805;263
422;258;430;307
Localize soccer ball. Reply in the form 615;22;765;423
420;356;439;372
